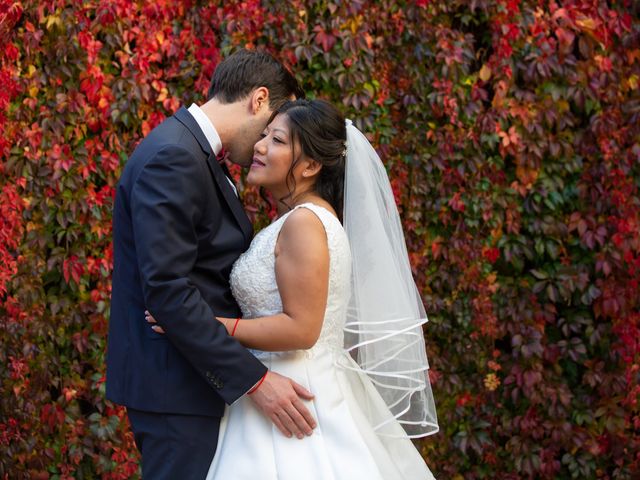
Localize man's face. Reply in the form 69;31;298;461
226;106;274;168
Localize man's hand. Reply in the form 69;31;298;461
147;311;316;437
248;371;316;439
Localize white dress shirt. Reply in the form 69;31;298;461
187;103;237;195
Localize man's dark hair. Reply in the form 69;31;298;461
208;49;304;108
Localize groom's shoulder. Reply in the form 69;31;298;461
117;118;205;191
127;116;201;165
137;114;193;153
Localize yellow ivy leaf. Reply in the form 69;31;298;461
479;64;492;82
45;15;61;30
576;16;597;32
629;74;638;90
157;87;168;102
344;15;363;35
557;99;569;113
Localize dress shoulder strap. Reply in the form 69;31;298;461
291;202;341;234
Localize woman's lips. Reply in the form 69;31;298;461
251;157;265;167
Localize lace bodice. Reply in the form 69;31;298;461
230;203;351;351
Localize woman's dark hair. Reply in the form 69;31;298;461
271;99;347;222
208;49;304;108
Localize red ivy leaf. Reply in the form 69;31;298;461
63;256;84;284
313;25;336;52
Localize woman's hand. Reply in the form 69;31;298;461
145;310;165;334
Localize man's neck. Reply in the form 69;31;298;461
200;98;245;148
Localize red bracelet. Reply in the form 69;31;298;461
231;318;240;336
247;372;268;395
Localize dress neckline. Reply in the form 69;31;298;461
278;202;340;223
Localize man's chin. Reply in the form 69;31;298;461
226;153;252;168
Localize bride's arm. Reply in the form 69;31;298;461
146;208;330;351
219;208;329;351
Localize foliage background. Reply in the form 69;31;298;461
1;0;639;478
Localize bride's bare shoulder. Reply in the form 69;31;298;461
275;207;328;258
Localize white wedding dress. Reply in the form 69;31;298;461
206;203;436;480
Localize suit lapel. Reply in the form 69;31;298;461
174;107;213;156
174;107;253;243
206;153;253;242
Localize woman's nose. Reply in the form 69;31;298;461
254;139;267;154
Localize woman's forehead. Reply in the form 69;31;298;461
267;114;290;135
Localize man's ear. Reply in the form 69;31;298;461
249;86;270;115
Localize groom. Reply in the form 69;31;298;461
107;50;314;478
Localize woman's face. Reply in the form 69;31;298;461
248;113;303;195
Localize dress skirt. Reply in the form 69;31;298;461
205;345;435;479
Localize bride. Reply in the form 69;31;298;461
148;99;438;478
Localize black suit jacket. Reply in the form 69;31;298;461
106;107;267;416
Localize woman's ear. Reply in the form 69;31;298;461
301;159;322;179
249;86;270;114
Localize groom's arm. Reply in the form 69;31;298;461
130;144;266;404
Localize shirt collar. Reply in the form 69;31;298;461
187;103;222;156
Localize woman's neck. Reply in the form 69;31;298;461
275;191;322;216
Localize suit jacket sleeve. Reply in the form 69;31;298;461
130;144;267;404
